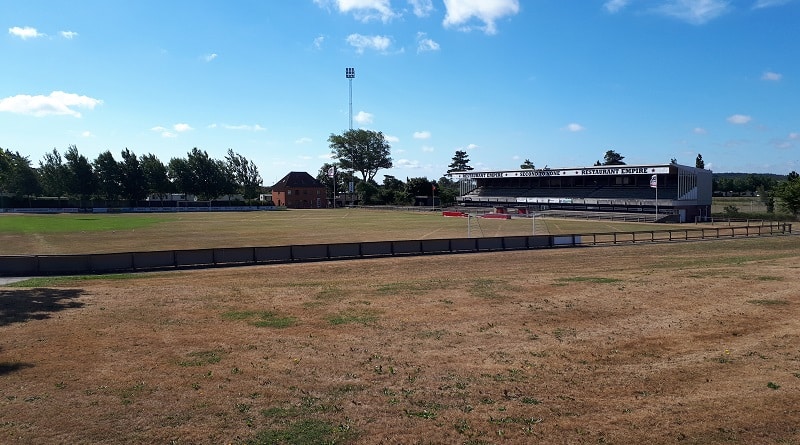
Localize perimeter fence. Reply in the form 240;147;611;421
0;222;792;277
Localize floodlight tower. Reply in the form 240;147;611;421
346;67;355;130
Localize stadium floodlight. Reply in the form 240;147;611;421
346;67;355;129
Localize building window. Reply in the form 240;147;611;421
287;190;292;195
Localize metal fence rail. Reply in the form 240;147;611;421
0;223;792;277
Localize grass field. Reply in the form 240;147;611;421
1;210;798;443
0;209;695;255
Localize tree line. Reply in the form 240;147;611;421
4;135;800;217
1;145;263;205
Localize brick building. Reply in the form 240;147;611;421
271;171;327;209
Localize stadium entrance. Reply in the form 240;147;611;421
451;163;712;223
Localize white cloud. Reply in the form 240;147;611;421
354;111;373;125
385;135;400;143
221;124;265;131
346;33;391;53
413;130;431;139
409;0;435;17
604;0;631;13
204;53;218;62
416;32;440;52
81;131;93;138
60;31;78;39
693;127;708;134
151;126;176;138
653;0;730;25
464;143;479;150
395;158;421;168
789;132;799;140
761;71;782;81
727;114;752;125
563;123;586;132
753;0;792;9
8;26;45;39
443;0;520;35
322;0;398;22
174;123;193;132
313;35;325;50
422;145;434;152
295;137;312;144
0;91;102;117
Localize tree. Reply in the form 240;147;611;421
379;174;409;205
355;180;380;205
119;148;148;202
329;129;393;183
775;172;800;217
93;151;122;201
405;177;435;197
696;154;705;169
188;148;233;200
0;149;40;198
447;150;473;174
38;149;69;197
64;145;96;202
602;150;625;165
225;149;262;200
316;162;340;201
168;156;194;197
141;153;171;201
520;159;535;169
435;176;458;206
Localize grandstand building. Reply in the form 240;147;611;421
451;163;712;222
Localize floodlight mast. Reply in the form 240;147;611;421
346;67;355;130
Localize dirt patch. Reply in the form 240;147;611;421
1;236;799;444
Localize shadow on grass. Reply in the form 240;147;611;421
0;361;34;375
0;288;85;327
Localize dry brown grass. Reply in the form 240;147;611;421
0;209;694;255
2;236;799;444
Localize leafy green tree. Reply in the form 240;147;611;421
141;153;171;201
405;177;435;197
520;159;535;169
695;154;705;169
602;150;625;165
38;149;69;197
355;180;380;205
225;149;262;200
447;150;474;174
120;148;148;202
756;185;775;213
189;148;233;200
168;156;194;197
379;174;409;205
775;172;800;217
329;129;393;183
93;150;122;201
435;176;458;206
64;145;96;202
0;149;40;198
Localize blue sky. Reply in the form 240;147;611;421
2;0;798;185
